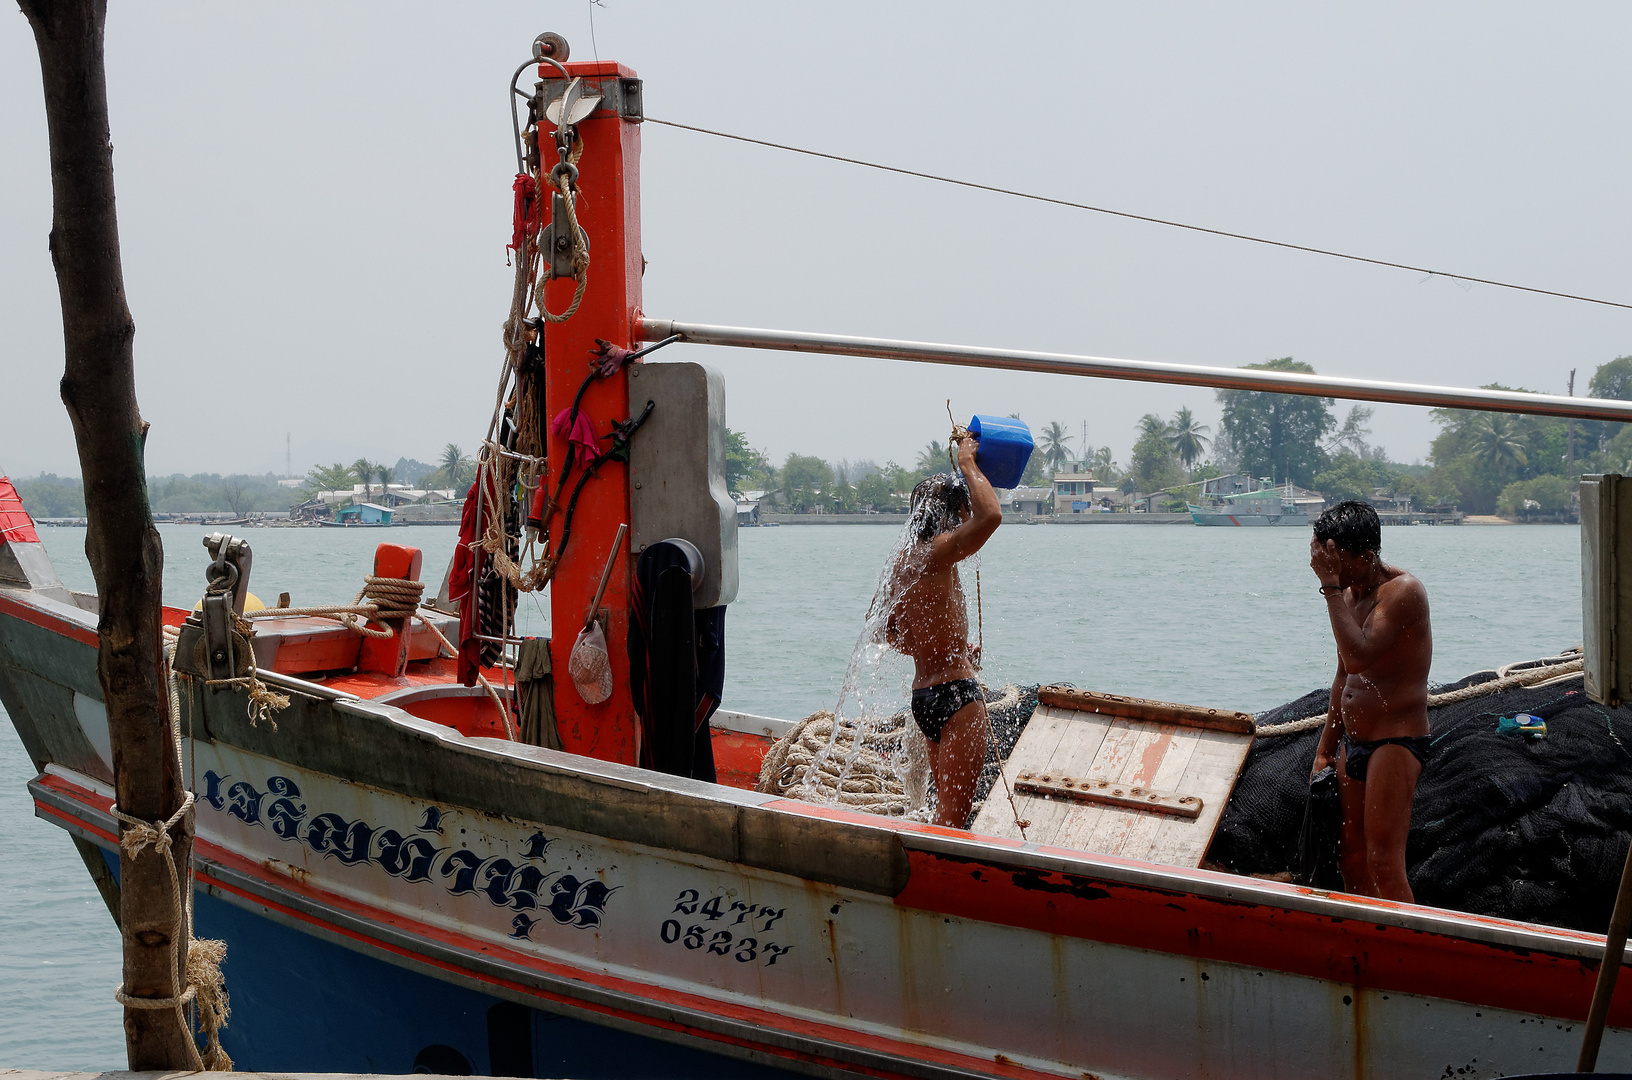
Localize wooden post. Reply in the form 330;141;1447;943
19;0;197;1068
1578;836;1632;1071
541;61;643;765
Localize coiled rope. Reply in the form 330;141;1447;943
1255;649;1585;738
757;685;1029;833
756;711;910;815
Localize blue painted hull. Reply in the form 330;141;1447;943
101;849;788;1079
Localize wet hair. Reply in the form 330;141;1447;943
1313;500;1381;555
909;473;971;543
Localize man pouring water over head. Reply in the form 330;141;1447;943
882;433;1002;828
1308;500;1433;902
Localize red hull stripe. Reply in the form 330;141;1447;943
893;847;1624;1025
36;777;1049;1080
0;591;99;647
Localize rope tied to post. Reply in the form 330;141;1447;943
533;137;590;323
110;790;233;1071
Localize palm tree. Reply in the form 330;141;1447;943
1167;407;1211;471
916;441;950;476
1469;415;1528;474
1091;446;1117;480
376;464;395;491
351;458;376;501
1137;413;1170;439
440;443;464;488
1037;421;1073;472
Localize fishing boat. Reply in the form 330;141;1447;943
11;33;1632;1080
1187;480;1310;527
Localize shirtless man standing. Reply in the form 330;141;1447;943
884;435;1002;828
1308;500;1433;902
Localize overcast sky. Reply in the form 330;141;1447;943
3;2;1630;481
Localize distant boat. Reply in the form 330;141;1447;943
1189;481;1311;527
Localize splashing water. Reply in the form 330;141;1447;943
792;486;978;820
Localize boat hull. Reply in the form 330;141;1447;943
1188;505;1311;527
6;583;1632;1080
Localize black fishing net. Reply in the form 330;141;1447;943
1208;661;1632;935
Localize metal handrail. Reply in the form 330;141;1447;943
638;318;1632;423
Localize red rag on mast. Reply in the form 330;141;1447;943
551;407;600;462
449;476;485;686
508;173;541;257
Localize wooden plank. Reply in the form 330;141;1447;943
1038;686;1254;734
1102;726;1208;861
1047;716;1159;853
1083;727;1214;861
1143;728;1253;866
1006;706;1113;841
974;689;1254;868
1013;772;1203;818
971;705;1111;840
971;704;1076;837
1061;719;1176;856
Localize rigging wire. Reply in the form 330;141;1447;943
644;117;1632;313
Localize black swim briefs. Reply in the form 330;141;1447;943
910;677;984;742
1341;730;1431;781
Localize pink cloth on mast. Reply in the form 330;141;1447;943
551;407;600;463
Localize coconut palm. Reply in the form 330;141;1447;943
351;458;376;501
1469;415;1528;474
1167;407;1211;470
440;443;464;486
1137;413;1169;439
916;441;950;476
1091;446;1118;479
1037;421;1074;472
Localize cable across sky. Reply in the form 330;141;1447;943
646;117;1632;314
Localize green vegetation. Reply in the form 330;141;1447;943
1216;358;1335;488
13;473;302;518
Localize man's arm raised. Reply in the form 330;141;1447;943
930;436;1002;568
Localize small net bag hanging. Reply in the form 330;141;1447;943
568;621;613;704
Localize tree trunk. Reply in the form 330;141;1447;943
19;0;196;1069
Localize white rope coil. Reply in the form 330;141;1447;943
756;712;910;815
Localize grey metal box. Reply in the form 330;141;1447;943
1581;474;1632;704
627;360;739;608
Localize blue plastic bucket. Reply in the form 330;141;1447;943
967;415;1035;489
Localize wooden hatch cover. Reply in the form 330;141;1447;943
971;687;1256;867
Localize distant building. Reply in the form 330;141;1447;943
736;500;761;526
1051;460;1097;513
334;503;394;525
1007;487;1052;515
1051;463;1120;513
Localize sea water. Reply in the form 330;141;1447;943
0;522;1584;1067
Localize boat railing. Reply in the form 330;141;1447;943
638;318;1632;424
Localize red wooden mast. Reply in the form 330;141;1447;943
538;60;643;764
